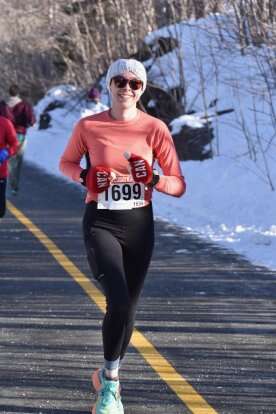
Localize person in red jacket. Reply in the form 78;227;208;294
7;84;36;195
0;101;19;217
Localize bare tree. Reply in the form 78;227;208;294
0;0;158;99
227;0;276;48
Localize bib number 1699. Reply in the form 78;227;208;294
104;183;142;201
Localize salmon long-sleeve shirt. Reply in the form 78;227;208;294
59;110;186;204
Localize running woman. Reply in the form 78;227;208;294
59;58;186;414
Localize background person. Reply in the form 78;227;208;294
7;84;36;195
80;87;108;119
59;58;186;414
80;87;109;170
0;101;18;218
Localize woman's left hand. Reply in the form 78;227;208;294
124;152;152;184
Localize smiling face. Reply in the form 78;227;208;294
110;71;143;111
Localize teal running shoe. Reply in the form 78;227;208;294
92;370;124;414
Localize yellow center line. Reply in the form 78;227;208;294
7;200;218;414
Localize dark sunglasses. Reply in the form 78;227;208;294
112;76;143;91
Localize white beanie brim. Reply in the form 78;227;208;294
106;59;147;93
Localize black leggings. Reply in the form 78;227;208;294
83;201;154;362
0;178;7;218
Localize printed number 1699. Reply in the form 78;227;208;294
105;184;142;201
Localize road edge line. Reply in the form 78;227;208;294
7;200;218;414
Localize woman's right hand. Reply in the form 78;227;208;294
81;166;116;193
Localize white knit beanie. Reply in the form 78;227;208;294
106;59;147;93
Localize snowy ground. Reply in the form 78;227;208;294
24;13;276;270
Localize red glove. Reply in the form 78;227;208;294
86;166;114;193
124;152;153;184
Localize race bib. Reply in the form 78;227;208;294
97;182;145;210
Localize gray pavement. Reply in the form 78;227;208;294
0;162;276;414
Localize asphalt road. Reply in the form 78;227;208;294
0;162;275;414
